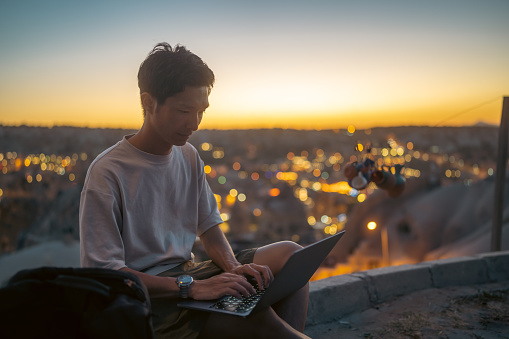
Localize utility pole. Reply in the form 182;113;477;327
381;226;390;266
492;97;509;251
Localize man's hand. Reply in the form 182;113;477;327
229;263;274;290
189;272;257;300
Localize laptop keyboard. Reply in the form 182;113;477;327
210;280;266;313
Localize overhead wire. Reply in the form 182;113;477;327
433;96;502;127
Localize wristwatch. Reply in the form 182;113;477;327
176;275;194;299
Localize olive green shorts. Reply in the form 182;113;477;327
151;248;257;339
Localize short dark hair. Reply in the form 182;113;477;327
138;43;215;114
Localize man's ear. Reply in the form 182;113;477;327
141;92;156;116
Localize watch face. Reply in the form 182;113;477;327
178;275;193;286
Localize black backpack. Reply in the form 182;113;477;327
0;267;154;339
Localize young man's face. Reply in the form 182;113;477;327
147;86;209;149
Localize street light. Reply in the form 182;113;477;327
367;221;390;267
367;221;377;230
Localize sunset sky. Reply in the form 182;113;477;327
1;1;508;130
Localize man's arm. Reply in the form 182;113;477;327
120;225;263;300
119;267;180;298
199;224;242;272
199;225;274;289
120;265;256;301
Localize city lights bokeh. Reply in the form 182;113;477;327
0;124;499;280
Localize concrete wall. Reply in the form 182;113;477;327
306;251;509;326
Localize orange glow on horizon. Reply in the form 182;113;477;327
0;72;505;130
0;95;505;130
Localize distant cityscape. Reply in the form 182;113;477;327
0;124;499;267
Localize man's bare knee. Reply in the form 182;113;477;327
275;241;303;263
280;240;303;254
254;241;303;274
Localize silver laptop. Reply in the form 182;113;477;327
178;231;345;317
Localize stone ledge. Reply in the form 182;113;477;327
355;263;433;304
307;274;370;326
476;251;509;282
421;256;488;288
306;250;509;327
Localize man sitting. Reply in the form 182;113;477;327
79;42;310;338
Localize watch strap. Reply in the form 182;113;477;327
176;275;193;299
180;285;189;299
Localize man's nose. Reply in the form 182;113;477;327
187;113;200;131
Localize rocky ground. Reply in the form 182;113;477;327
305;281;509;339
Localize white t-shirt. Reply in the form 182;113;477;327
79;135;222;275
